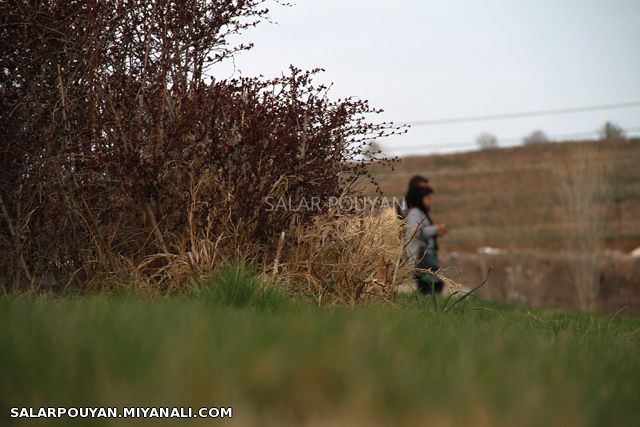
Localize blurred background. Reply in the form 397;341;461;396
212;0;640;155
213;0;640;310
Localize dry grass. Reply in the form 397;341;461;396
267;208;411;305
126;190;414;304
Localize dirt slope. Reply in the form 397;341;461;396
369;139;640;253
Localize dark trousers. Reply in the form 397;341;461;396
415;271;443;294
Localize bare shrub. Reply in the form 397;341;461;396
555;144;610;309
0;1;402;291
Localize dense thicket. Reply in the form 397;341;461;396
0;1;400;289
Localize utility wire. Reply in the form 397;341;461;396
403;101;640;127
383;126;640;152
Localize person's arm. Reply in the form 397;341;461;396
419;223;439;240
405;209;438;242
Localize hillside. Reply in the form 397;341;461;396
369;139;640;253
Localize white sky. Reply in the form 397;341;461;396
212;0;640;156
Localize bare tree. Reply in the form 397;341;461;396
476;133;498;150
599;122;625;141
524;130;549;145
555;145;610;309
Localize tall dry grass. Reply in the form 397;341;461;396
271;208;411;305
130;175;413;304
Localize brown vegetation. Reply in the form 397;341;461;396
0;1;403;293
269;208;410;305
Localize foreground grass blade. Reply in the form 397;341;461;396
443;267;493;313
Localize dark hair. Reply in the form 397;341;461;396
408;175;429;189
405;185;433;213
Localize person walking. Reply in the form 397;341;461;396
404;185;447;294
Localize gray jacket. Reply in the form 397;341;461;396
404;207;439;270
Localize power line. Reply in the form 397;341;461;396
382;126;640;153
402;101;640;127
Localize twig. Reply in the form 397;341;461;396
143;200;171;259
0;194;33;283
271;231;285;285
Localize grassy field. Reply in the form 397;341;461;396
2;267;639;426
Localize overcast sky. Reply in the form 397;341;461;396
213;0;640;156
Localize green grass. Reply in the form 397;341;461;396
1;268;639;426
